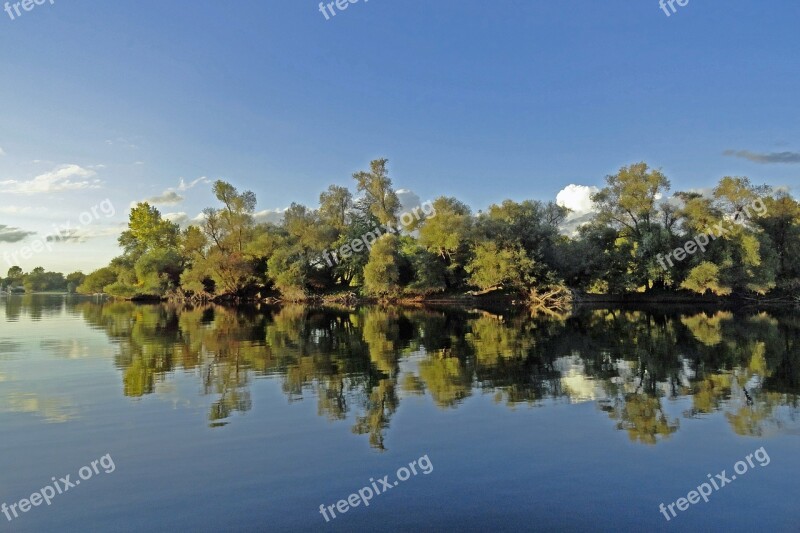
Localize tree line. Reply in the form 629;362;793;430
1;266;85;294
5;159;799;300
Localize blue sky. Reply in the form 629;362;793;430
0;0;798;272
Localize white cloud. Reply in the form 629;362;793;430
253;208;286;225
0;147;5;157
396;189;423;213
177;177;211;191
556;184;598;215
0;164;100;195
163;212;190;227
556;184;599;235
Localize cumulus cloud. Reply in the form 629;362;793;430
0;225;36;243
397;189;423;213
556;184;598;215
163;212;190;227
723;149;800;164
556;184;599;235
0;164;101;194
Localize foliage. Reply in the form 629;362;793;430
466;241;535;291
42;158;800;300
681;262;732;296
363;234;401;297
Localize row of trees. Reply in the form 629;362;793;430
1;266;85;294
63;159;800;299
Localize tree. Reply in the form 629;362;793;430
7;266;23;281
110;202;182;298
681;262;731;296
591;162;670;240
417;196;473;288
181;180;260;297
77;267;117;294
119;203;180;257
399;238;446;295
466;242;535;291
753;192;800;291
353;158;401;227
363;234;401;297
319;185;353;231
66;272;86;294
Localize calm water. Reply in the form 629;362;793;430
1;295;798;532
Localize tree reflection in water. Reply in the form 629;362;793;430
60;297;800;450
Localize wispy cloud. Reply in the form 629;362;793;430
723;149;800;164
0;147;6;157
45;225;124;243
105;137;139;150
0;164;101;194
0;225;36;243
177;177;211;191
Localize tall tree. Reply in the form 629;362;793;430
353;158;401;227
319;185;353;231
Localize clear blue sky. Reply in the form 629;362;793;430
0;0;798;272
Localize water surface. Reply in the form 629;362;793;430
1;295;798;531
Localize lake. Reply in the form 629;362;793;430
1;295;798;531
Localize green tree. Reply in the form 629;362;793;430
681;261;731;296
466;241;535;291
181;180;260;297
590;163;671;290
77;267;117;294
363;234;401;297
319;185;353;231
353;158;401;227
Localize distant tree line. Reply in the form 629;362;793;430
1;266;85;294
8;159;798;301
